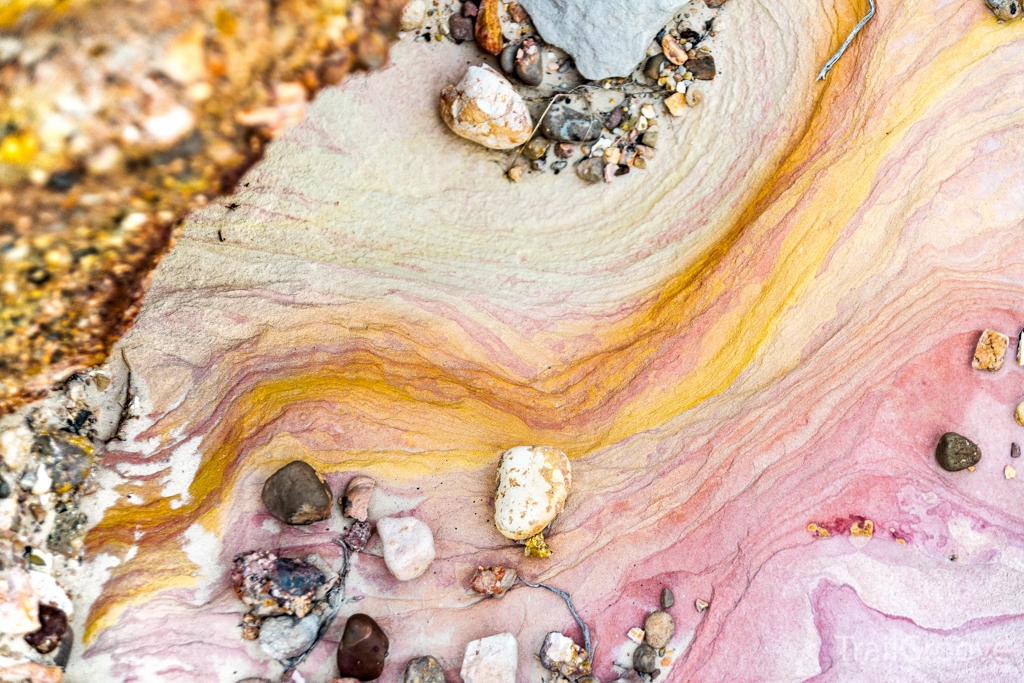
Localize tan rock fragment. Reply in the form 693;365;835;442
475;0;504;55
661;34;688;65
972;329;1008;371
665;93;687;117
440;65;533;150
341;475;375;522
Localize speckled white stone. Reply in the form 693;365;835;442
440;65;532;150
460;632;517;683
493;446;571;541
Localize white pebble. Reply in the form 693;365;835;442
377;516;436;581
493;446;571;541
143;106;195;147
460;632;517;683
400;0;426;30
259;614;319;660
31;463;52;495
0;568;40;635
440;65;533;150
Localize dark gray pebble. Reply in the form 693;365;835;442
644;54;668;80
661;586;674;609
500;43;518;74
514;40;544;86
633;643;658;673
261;461;332;525
1012;442;1020;458
935;432;981;472
540;104;604;142
576;157;604;183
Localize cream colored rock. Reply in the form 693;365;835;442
440;65;533;150
971;328;1008;371
400;0;427;31
460;632;517;683
493;446;571;541
0;568;40;635
377;516;436;580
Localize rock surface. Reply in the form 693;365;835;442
460;633;517;683
377;516;436;580
440;65;533;149
493;446;571;540
516;0;685;79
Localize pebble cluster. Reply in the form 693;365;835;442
421;0;725;183
0;359;130;681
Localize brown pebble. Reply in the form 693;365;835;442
684;50;716;80
554;142;574;158
337;614;389;680
1012;443;1020;458
661;35;688;65
475;0;504;55
508;1;527;22
449;14;475;43
24;604;68;654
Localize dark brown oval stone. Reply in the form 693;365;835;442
261;461;332;525
24;604;68;654
935;432;981;472
337;613;389;680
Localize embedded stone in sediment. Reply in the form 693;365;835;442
469;566;516;598
539;631;590;678
971;328;1008;371
377;516;436;581
258;613;320;660
935;432;981;472
336;614;389;681
341;475;375;522
261;461;332;525
644;610;675;649
440;65;533;150
231;551;326;618
460;632;517;683
403;655;445;683
493;445;571;541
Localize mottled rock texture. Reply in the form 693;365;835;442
64;1;1024;680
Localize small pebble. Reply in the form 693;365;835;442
577;157;604;183
523;532;552;558
342;520;373;552
440;65;533;150
604;147;622;165
627;627;645;644
1012;442;1020;458
633;156;647;169
337;614;389;681
1016;403;1024;427
644;611;675;649
539;104;603;142
377;516;436;580
523;137;549;160
462;1;478;17
460;633;517;683
660;35;688;65
686;86;703;107
499;43;518;75
493;446;571;540
664;92;687;117
644;54;668;80
986;0;1022;20
1017;328;1024;365
603;107;625;130
642;129;658;147
259;614;320;660
474;0;504;54
551;160;567;173
514;39;544;86
403;655;445;683
684;50;716;80
972;329;1009;371
470;566;517;597
261;461;333;525
539;632;589;678
633;644;658;673
660;587;674;609
695;599;709;612
508;165;524;182
1006;464;1018;479
603;162;616;183
341;475;375;522
554;142;574;158
400;0;427;30
24;604;67;654
508;1;527;22
449;14;475;42
232;551;326;618
935;432;982;472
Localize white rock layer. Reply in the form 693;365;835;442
493;446;571;541
460;632;517;683
377;516;436;581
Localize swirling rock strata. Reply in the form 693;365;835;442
63;1;1024;682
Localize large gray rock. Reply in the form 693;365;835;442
517;0;685;79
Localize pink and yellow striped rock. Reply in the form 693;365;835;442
63;0;1024;680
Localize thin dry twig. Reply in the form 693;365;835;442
817;0;876;81
517;576;592;656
